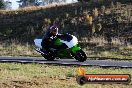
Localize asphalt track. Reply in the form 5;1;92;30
0;56;132;68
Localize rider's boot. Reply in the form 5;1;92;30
41;46;50;55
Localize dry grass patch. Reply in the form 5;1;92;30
0;41;39;57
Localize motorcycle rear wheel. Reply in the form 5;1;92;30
74;50;87;62
41;51;55;61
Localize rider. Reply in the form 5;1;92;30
41;24;59;54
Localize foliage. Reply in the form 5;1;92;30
17;0;72;8
0;0;5;9
17;0;37;7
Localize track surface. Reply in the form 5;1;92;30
0;56;132;68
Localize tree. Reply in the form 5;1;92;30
0;0;5;9
41;0;74;5
17;0;77;8
5;0;12;10
17;0;36;7
78;0;90;2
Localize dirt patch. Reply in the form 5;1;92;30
0;76;75;88
31;76;75;84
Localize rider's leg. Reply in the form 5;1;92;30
41;38;50;54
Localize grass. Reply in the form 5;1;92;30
0;42;40;57
85;44;132;59
81;36;132;59
0;63;132;88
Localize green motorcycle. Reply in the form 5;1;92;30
34;33;87;62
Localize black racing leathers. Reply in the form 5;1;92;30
41;33;69;53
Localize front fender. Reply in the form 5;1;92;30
71;44;81;54
34;39;42;48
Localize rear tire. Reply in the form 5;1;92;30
74;50;87;62
41;51;55;61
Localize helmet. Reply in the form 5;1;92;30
49;25;58;35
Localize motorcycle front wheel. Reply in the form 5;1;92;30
74;50;87;62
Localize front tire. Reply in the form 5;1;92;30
74;50;87;62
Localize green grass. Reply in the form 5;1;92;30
0;63;132;88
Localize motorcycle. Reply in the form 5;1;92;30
34;33;87;62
